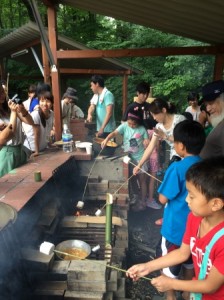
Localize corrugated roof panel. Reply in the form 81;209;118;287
58;0;224;44
0;22;142;74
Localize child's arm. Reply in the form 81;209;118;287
101;130;118;149
152;265;224;295
31;125;40;157
127;243;190;280
143;138;149;148
158;193;168;205
133;134;158;174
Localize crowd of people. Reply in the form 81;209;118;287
0;75;224;299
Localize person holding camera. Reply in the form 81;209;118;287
0;84;34;177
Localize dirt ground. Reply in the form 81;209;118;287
125;206;164;300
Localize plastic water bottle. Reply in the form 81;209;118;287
62;124;73;153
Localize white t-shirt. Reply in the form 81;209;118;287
0;115;24;146
185;106;201;121
23;110;54;151
155;114;186;159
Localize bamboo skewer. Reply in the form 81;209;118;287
53;249;152;282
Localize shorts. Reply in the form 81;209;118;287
156;236;193;278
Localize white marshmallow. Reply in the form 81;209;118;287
40;241;55;255
123;156;131;164
107;193;113;204
92;244;101;252
76;201;84;209
95;209;102;216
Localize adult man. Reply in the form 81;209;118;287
122;81;156;129
200;79;224;158
87;75;116;138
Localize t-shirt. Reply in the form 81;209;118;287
95;89;116;133
116;122;148;162
61;100;72;126
0;115;24;146
155;114;186;159
185;106;201;121
200;119;224;159
158;155;201;246
23;110;54;151
183;213;224;299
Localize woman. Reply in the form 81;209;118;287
133;98;186;221
23;90;54;157
0;84;34;177
185;91;201;121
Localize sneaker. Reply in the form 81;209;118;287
146;199;162;209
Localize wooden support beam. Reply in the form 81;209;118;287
57;45;224;59
60;68;132;75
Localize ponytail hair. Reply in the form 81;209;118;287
149;98;176;114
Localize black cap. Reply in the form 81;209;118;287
202;80;224;101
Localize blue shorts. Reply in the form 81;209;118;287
156;236;193;278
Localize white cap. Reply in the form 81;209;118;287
40;241;55;255
63;124;68;130
123;156;131;164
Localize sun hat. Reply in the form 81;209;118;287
63;87;78;100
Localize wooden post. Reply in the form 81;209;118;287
122;74;128;115
47;4;62;141
213;54;224;80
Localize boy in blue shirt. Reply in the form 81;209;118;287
156;120;206;300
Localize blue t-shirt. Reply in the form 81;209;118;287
158;155;201;246
116;122;148;162
29;97;39;113
96;90;116;133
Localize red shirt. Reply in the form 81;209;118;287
183;213;224;299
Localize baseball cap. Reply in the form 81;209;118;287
202;80;224;101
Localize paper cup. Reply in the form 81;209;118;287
86;145;92;155
40;241;55;255
123;156;131;164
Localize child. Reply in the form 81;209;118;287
146;118;162;209
102;110;149;211
127;156;224;300
23;90;54;157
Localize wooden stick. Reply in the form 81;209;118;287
53;249;152;281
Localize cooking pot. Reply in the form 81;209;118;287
0;203;17;231
93;137;118;156
55;239;91;260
